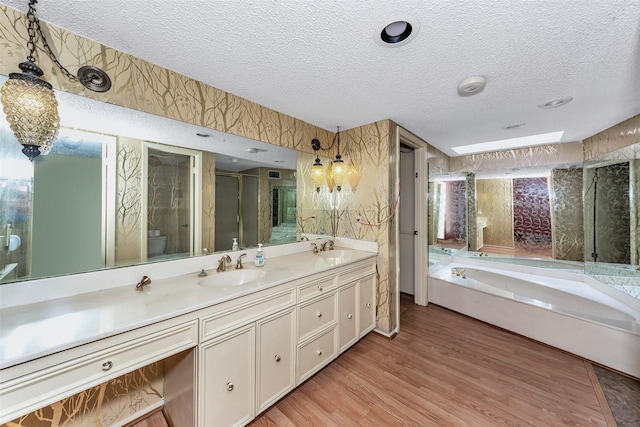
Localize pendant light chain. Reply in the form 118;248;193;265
26;0;82;83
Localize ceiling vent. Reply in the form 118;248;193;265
268;170;281;179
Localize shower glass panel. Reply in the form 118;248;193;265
593;162;631;264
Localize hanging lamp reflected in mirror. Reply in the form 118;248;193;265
0;0;111;161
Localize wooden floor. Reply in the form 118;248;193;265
250;295;610;426
132;295;615;426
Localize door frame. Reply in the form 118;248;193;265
142;142;202;261
391;126;429;333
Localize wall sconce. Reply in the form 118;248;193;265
310;127;350;191
0;0;111;161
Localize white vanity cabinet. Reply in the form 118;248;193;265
1;248;378;427
199;325;256;427
256;308;296;413
338;282;358;353
338;270;377;353
358;274;377;337
197;286;297;426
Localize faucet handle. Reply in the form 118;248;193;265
216;255;232;272
311;243;318;253
235;253;247;269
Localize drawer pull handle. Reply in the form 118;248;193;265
274;354;282;362
317;350;322;356
347;313;353;319
101;361;113;371
317;285;324;291
365;303;372;308
317;312;322;318
227;382;234;391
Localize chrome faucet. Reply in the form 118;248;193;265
216;254;232;272
320;239;334;251
235;253;247;269
311;243;319;253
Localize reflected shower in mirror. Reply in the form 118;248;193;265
0;75;332;284
428;165;467;265
472;166;584;262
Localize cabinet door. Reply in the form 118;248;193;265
359;275;376;337
338;282;358;353
256;309;296;414
199;325;255;427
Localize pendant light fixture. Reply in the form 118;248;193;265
1;0;111;161
310;127;351;192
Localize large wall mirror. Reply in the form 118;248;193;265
427;143;639;295
0;75;334;284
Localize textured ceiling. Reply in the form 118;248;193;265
2;0;639;157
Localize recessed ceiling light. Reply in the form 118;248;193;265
376;17;420;48
537;96;573;109
229;158;239;163
381;21;412;43
501;123;526;130
246;148;258;154
451;131;565;155
196;132;212;137
274;160;284;163
457;75;487;97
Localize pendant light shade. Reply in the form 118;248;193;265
331;155;347;191
1;0;111;162
310;156;325;191
1;61;60;161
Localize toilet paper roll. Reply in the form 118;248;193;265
8;235;21;252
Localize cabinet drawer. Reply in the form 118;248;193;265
297;326;337;383
338;263;376;286
298;276;336;302
298;292;336;340
0;320;198;424
200;288;295;341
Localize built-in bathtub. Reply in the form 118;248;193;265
428;257;640;378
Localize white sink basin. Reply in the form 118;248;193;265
198;269;266;287
317;249;350;259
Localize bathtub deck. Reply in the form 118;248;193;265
245;297;618;427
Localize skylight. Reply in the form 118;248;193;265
451;131;565;155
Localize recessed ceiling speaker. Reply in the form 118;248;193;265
457;75;487;97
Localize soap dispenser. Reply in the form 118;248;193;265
254;243;265;267
232;238;239;251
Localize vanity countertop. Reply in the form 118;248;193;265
0;247;377;370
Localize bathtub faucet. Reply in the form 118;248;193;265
451;267;466;277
